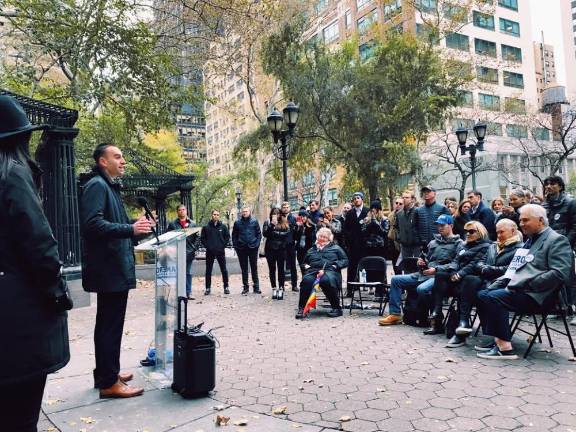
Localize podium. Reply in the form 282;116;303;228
135;231;187;385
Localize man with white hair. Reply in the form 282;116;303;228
476;204;573;359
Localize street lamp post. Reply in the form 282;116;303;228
455;121;487;191
266;101;300;202
235;188;242;219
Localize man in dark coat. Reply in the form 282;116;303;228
343;191;369;293
167;204;200;299
468;190;496;240
396;190;420;271
542;175;576;321
0;95;70;429
308;199;322;224
201;209;231;295
81;143;153;398
232;206;262;294
477;204;573;359
414;185;451;248
281;201;299;291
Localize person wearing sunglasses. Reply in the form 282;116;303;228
426;221;491;347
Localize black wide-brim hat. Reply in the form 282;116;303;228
0;95;49;140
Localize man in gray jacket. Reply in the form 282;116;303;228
477;204;573;359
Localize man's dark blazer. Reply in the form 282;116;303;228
344;206;369;251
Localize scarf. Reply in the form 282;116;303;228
496;233;522;254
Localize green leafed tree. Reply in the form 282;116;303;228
260;18;463;201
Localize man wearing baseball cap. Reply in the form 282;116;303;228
379;214;463;327
343;192;369;293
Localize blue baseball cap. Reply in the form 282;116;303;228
434;214;454;225
353;192;364;199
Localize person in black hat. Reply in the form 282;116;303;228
0;95;71;431
360;200;390;297
294;209;317;276
343;192;369;293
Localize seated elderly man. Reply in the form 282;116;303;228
476;204;573;359
295;227;348;319
378;214;464;326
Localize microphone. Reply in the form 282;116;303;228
136;197;159;243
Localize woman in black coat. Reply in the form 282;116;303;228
426;221;491;346
263;207;290;300
296;227;348;319
453;200;471;240
0;96;70;431
294;210;316;275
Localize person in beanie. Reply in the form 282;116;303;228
343;192;369;293
232;206;262;295
0;96;71;430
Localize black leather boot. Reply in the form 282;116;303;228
423;314;444;335
455;318;472;336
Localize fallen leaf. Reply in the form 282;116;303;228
376;388;385;392
360;361;369;365
80;417;95;424
47;428;57;432
213;405;226;411
444;358;456;363
233;418;248;426
273;406;288;415
303;378;314;383
216;415;230;426
292;425;303;428
252;415;260;419
339;415;352;422
318;384;324;388
46;398;64;406
298;386;304;390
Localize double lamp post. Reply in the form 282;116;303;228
267;101;300;202
455;121;487;191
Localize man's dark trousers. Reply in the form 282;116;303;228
285;243;298;287
478;288;553;341
205;250;229;289
93;291;129;389
237;248;259;290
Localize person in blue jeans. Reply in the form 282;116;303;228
378;214;464;326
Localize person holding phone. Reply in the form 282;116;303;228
263;207;290;300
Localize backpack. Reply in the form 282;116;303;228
403;291;430;327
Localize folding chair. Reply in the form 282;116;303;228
347;256;389;316
510;292;576;359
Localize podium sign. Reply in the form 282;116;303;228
135;231;186;384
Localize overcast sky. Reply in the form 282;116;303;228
530;0;565;84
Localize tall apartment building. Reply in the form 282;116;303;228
533;40;557;109
560;0;576;100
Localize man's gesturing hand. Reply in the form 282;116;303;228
133;216;154;235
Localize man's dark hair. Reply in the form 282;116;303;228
309;199;319;206
467;190;482;199
93;143;114;164
543;175;565;192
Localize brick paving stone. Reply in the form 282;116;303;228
341;419;379;432
412;418;451;432
421;407;456;421
334;399;367;411
428;397;463;409
517;414;558;429
518;403;558;416
482;415;522;430
454;406;489;420
552;412;576;426
366;398;399;411
287;411;322;424
377;417;414;432
321;409;355;422
388;407;423;421
446;417;486;431
301;400;335;413
354;408;389;422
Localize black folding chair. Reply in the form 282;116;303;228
510;292;576;358
347;256;388;316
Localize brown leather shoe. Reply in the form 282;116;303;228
100;380;144;399
118;372;134;383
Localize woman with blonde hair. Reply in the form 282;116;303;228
425;221;491;347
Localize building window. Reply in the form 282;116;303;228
359;41;376;61
345;10;352;29
414;0;437;13
487;122;503;136
478;93;500;111
327;188;338;206
501;44;522;62
323;21;339;43
476;66;498;84
504;97;526;113
316;0;328;13
499;18;520;36
451;118;475;130
473;11;495;30
416;23;439;45
498;0;518;11
503;71;524;88
383;0;402;19
533;127;550;141
446;32;469;51
506;124;528;139
456;90;473;107
357;0;371;10
357;9;378;35
444;3;467;22
475;38;497;57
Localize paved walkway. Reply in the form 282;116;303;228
40;259;576;431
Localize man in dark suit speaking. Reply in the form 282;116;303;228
477;204;573;359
